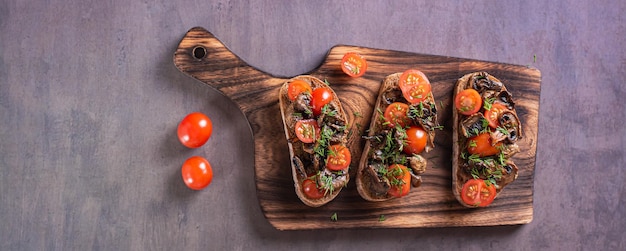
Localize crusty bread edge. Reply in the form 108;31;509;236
278;75;348;207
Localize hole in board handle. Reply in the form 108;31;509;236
192;46;206;60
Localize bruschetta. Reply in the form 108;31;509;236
452;72;523;207
356;70;440;202
278;76;351;207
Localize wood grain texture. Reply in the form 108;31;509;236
173;27;541;230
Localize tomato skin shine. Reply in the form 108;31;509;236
181;156;213;190
403;126;428;155
177;112;213;148
310;87;333;116
302;179;324;199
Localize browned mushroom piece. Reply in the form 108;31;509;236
499;110;523;142
407;155;427;187
496;90;516;110
460;113;488;138
495;161;519;190
292;156;307;180
408;155;427;175
470;72;503;93
500;143;521;158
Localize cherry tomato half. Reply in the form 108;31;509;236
326;144;351;171
383;102;410;128
177;112;213;148
294;119;320;143
287;79;312;101
302;178;325;199
484;103;508;128
461;179;496;207
310;87;334;116
398;69;432;104
387;164;411;198
467;133;502;157
403;126;428;155
340;52;367;77
455;89;482;116
181;156;213;190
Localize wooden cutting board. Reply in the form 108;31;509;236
173;27;541;230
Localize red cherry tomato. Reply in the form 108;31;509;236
326;144;351;171
461;179;496;207
398;69;432;104
467;133;502;157
287;79;312;101
294;119;320;143
310;87;333;116
177;112;213;148
383;102;410;128
484;103;508;128
403;126;428;155
302;178;325;199
340;52;367;77
181;156;213;190
387;164;411;198
455;89;482;116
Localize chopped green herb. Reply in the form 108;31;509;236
483;97;496;111
469;140;477;148
330;212;338;222
320;173;335;195
324;79;331;86
378;215;386;222
353;111;362;118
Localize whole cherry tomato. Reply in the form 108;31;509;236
181;156;213;190
302;178;325;199
310;87;333;116
403;126;428;155
177;112;213;148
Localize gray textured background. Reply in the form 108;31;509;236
1;0;624;250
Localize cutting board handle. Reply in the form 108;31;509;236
174;27;289;116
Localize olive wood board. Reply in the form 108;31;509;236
173;27;541;230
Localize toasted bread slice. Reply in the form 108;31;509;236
356;71;438;202
452;72;522;207
278;75;350;207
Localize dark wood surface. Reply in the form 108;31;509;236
174;27;540;230
1;0;624;249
